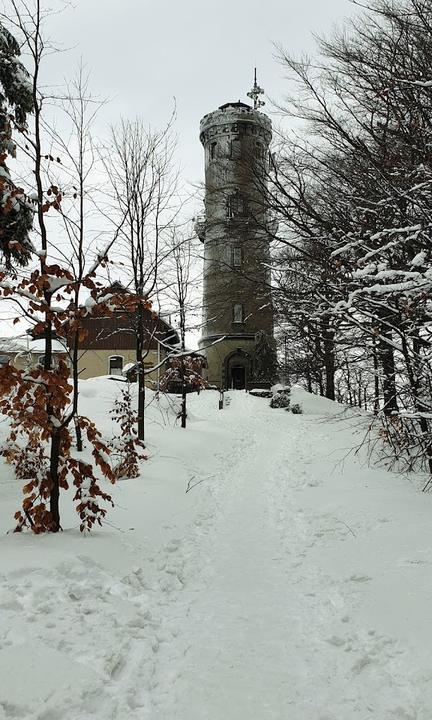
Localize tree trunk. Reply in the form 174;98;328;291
49;431;61;532
402;331;432;477
372;336;380;415
377;324;399;416
306;362;312;393
136;305;145;443
322;320;335;401
181;388;187;429
180;355;187;428
74;418;83;452
138;369;145;442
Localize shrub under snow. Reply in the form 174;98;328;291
289;403;303;415
270;392;291;409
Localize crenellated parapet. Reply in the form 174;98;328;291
199;102;272;146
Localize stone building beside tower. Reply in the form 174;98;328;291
196;82;276;390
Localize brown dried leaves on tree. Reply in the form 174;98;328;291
0;265;152;533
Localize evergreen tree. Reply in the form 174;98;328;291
0;22;34;267
253;330;278;384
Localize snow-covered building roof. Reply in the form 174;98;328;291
0;336;67;355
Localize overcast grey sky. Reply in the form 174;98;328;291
47;0;356;192
1;0;360;337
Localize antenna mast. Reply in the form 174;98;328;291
247;68;265;110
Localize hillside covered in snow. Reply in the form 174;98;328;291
1;380;431;719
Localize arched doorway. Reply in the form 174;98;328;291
224;349;251;390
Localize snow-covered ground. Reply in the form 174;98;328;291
1;380;432;719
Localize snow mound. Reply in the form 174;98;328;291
290;385;350;416
0;641;100;711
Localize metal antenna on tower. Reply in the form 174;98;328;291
247;68;265;110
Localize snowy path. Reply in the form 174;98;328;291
1;386;432;719
144;393;432;719
151;394;306;718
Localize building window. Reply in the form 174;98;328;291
37;355;58;368
109;355;123;375
224;246;242;267
233;304;244;323
210;142;217;160
226;190;244;219
233;247;242;267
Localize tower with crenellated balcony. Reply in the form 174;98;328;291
196;75;276;390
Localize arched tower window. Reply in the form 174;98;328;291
209;142;217;160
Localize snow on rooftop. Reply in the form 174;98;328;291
0;336;67;354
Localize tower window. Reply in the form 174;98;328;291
219;167;228;185
210;142;217;160
227;195;234;219
226;190;244;219
233;247;242;267
233;304;244;323
255;141;265;160
223;246;242;267
230;139;241;160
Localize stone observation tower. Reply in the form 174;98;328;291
196;73;276;390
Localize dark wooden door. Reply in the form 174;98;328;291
231;366;246;389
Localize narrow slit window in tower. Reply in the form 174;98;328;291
233;247;242;267
233;304;244;323
230;139;241;160
210;142;217;160
227;195;234;219
255;141;264;159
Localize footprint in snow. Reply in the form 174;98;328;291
165;539;182;553
0;591;23;612
349;574;372;583
326;635;347;647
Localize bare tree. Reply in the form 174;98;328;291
0;0;139;532
103;116;179;441
163;229;203;428
46;64;109;451
268;0;432;477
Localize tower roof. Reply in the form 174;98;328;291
218;101;252;111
